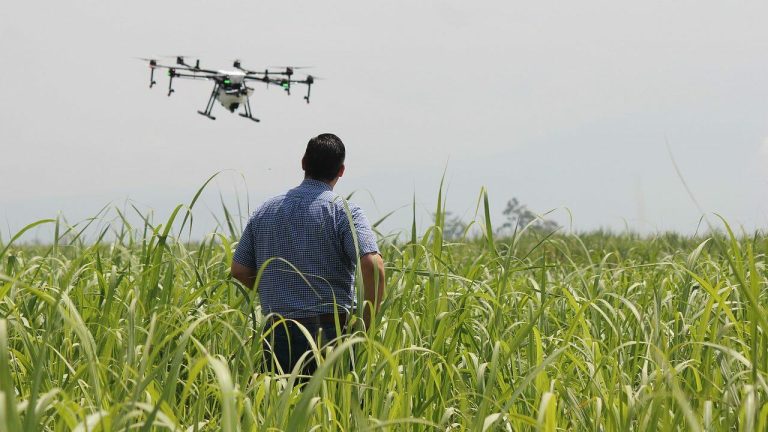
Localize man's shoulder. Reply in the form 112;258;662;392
330;197;371;227
249;194;287;219
323;193;361;211
248;187;367;220
264;193;289;206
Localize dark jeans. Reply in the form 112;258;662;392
262;318;345;376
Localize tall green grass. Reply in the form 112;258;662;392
0;184;766;431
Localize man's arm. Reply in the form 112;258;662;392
360;252;385;328
231;261;257;289
232;218;258;289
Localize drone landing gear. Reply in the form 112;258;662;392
197;83;219;120
238;113;260;122
239;97;260;122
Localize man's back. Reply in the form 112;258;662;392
230;133;385;375
233;178;378;318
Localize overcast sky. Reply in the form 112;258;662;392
1;1;767;241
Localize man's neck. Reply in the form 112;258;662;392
304;176;337;190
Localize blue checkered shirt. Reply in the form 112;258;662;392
233;179;380;318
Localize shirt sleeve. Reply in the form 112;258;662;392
233;219;258;270
339;201;380;262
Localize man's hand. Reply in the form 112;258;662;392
231;261;257;289
360;252;385;329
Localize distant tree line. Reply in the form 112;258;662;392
439;197;560;241
498;197;560;234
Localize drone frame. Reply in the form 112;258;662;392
143;56;315;122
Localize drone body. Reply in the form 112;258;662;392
202;70;252;115
141;57;315;122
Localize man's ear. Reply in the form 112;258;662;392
301;156;307;171
337;164;345;178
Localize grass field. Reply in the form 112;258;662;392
0;185;766;431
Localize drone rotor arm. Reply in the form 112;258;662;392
243;75;281;85
190;67;220;74
243;70;286;78
171;71;220;80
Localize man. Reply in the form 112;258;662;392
230;133;385;375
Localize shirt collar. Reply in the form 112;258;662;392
300;178;333;192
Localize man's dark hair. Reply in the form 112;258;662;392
303;133;345;181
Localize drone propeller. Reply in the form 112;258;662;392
159;54;196;60
233;59;255;73
269;66;312;79
234;60;274;75
155;55;200;69
136;57;160;88
269;65;313;70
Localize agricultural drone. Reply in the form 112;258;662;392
140;56;316;122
